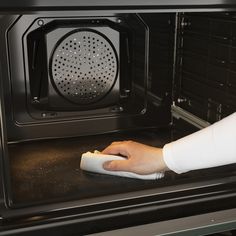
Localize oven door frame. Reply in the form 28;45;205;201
1;1;236;235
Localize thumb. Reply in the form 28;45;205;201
103;160;130;172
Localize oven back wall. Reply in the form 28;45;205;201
1;12;174;142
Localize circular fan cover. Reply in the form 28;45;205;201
51;29;118;104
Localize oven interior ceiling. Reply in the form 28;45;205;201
1;12;236;209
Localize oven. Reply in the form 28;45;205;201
0;1;236;235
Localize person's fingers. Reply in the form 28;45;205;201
102;145;118;155
102;141;121;154
103;160;131;172
111;141;123;145
102;142;130;157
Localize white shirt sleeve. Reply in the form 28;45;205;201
163;112;236;174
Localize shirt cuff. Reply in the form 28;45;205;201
163;143;186;174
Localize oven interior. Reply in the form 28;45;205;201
0;11;236;231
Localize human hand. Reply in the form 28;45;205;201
102;141;168;175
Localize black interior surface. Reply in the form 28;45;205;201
8;122;236;207
8;128;174;206
175;13;236;122
4;12;236;210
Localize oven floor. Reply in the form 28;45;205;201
8;128;178;206
8;125;236;207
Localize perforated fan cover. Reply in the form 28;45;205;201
50;29;118;105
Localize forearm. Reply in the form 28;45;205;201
163;113;236;174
